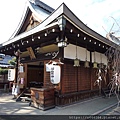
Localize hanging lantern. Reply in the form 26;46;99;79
84;48;89;68
58;41;67;47
93;62;98;68
74;58;80;67
74;40;80;67
57;36;68;47
93;51;98;68
85;60;89;68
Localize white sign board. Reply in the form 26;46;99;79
19;66;24;73
8;69;15;81
50;65;61;84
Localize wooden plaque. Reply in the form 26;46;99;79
27;47;36;59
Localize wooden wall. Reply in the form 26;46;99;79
61;63;77;93
40;59;109;106
61;62;108;94
44;60;53;86
78;66;91;91
43;59;108;96
61;63;91;94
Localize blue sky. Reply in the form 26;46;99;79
0;0;120;44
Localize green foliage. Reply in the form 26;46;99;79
9;60;16;65
0;68;8;75
12;57;16;62
8;57;16;66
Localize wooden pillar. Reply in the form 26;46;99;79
58;27;65;94
24;63;28;87
90;51;93;90
15;56;19;83
14;50;20;84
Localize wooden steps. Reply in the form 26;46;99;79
16;88;32;103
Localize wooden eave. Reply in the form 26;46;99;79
0;3;119;56
59;4;119;51
10;0;54;39
0;23;59;55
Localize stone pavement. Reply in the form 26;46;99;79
108;106;120;115
0;92;118;115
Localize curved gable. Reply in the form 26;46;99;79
10;0;54;39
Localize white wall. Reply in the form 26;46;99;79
92;52;107;65
64;44;107;65
64;44;90;61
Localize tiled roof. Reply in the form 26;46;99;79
0;54;14;67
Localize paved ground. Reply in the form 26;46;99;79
0;91;118;115
108;107;120;115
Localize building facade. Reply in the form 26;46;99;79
0;0;119;107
